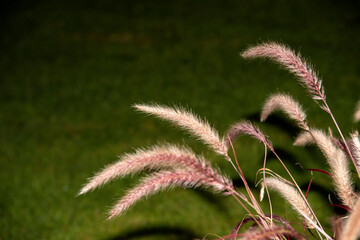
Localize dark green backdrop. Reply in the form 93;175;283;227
1;1;360;239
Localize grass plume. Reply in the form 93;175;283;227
108;170;229;219
296;129;355;208
340;197;360;240
350;132;360;170
294;131;313;146
263;177;315;228
134;104;227;155
242;42;326;108
225;121;273;150
233;226;306;240
79;144;232;195
261;93;308;130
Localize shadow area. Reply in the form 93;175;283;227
106;225;200;240
246;112;301;138
189;188;229;213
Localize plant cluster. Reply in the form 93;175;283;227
79;42;360;239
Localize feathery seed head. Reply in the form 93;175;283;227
350;131;360;171
133;103;228;156
79;144;232;195
239;226;306;240
340;196;360;240
264;177;315;228
107;170;229;219
305;129;356;208
242;42;327;110
261;93;308;130
294;131;313;146
225;121;273;151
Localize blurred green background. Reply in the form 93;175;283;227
1;0;360;239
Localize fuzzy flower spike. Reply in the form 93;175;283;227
242;42;327;111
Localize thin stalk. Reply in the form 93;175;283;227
227;140;268;227
262;145;274;226
226;187;264;229
296;208;332;240
267;145;325;236
222;150;266;222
